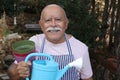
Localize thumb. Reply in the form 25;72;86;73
27;61;32;66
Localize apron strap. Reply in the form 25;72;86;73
40;37;45;53
64;33;73;55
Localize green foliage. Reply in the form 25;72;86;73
0;0;4;18
2;28;13;36
4;0;14;17
0;0;21;17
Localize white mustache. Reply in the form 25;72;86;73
46;27;62;32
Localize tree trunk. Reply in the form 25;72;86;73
109;0;116;51
100;0;109;45
114;0;120;51
117;43;120;80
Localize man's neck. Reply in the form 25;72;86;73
46;34;72;44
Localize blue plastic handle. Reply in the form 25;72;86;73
24;52;54;63
24;52;54;80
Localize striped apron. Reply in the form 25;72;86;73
39;34;79;80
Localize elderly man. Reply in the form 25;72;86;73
8;4;93;80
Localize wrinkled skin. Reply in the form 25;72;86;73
39;4;69;44
7;61;31;80
17;61;31;78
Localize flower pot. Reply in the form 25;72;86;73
12;40;35;62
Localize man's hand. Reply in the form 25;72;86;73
17;61;31;78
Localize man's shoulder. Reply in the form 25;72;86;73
70;36;88;48
29;34;45;42
70;36;89;59
29;34;44;39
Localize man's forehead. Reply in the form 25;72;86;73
40;4;66;19
43;4;63;11
42;9;63;17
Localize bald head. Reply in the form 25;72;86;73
40;4;68;20
39;4;69;43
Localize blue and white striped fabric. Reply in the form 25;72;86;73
39;34;79;80
53;55;79;80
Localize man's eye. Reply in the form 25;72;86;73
56;18;61;21
45;19;51;22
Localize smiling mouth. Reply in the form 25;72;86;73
48;29;60;32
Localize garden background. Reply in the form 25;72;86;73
0;0;120;80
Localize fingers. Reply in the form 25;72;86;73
17;61;31;78
19;70;30;78
27;61;32;67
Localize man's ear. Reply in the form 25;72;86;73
67;19;69;25
39;20;43;30
39;20;41;27
65;19;69;30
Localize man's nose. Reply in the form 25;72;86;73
51;19;56;27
